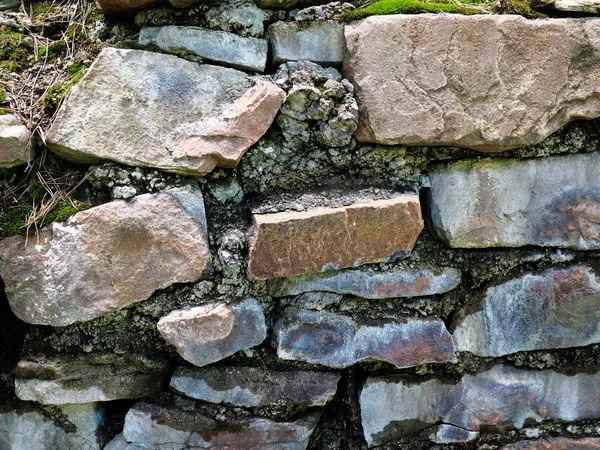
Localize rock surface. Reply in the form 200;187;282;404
360;365;600;446
275;308;456;369
205;0;272;38
503;437;600;449
157;299;267;367
0;187;210;326
95;0;159;15
429;152;600;249
139;26;268;72
248;195;423;279
553;0;600;13
0;114;33;168
453;265;600;356
15;354;170;404
268;267;461;299
122;402;320;449
170;365;340;407
429;424;478;444
344;14;600;151
0;403;104;450
269;21;346;66
46;48;284;175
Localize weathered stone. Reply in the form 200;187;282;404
269;21;346;66
0;114;33;168
504;437;600;449
0;187;210;326
170;365;340;407
95;0;159;16
205;0;270;38
0;0;20;11
360;365;600;446
15;354;170;405
275;308;456;369
46;48;284;176
453;265;600;357
123;401;320;449
429;424;478;444
248;195;423;279
290;2;355;21
553;0;600;13
0;403;104;450
157;299;267;367
429;152;600;249
344;14;600;151
139;26;268;73
268;267;461;299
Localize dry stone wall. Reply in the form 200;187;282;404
2;1;600;449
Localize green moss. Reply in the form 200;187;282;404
67;61;86;75
0;85;5;103
0;202;91;237
37;40;67;62
344;0;484;19
495;0;547;17
32;1;58;16
41;202;91;226
0;25;29;72
42;69;85;113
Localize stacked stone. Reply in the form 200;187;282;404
2;2;600;449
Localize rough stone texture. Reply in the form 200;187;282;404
268;267;461;299
269;21;346;66
122;402;320;449
170;365;340;407
429;152;600;249
46;48;284;176
275;308;456;369
0;187;210;326
553;0;600;13
504;438;600;449
0;403;104;450
157;299;267;367
95;0;159;15
429;424;478;444
139;26;268;73
205;0;270;38
248;195;423;279
0;114;33;168
453;265;600;357
360;365;600;446
344;14;600;152
290;2;355;21
273;61;358;147
15;354;170;405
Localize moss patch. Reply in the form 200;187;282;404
43;69;85;113
344;0;485;19
0;201;91;237
37;40;67;62
0;25;29;72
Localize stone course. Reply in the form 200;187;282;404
0;114;33;168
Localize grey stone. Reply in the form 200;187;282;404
15;354;170;405
429;425;479;444
0;0;20;11
0;403;104;450
345;14;600;151
269;21;346;66
139;26;268;73
360;365;600;446
269;267;461;299
275;308;456;369
0;187;210;326
205;0;269;37
290;2;355;21
46;48;284;176
453;265;600;357
170;365;340;407
429;152;600;249
553;0;600;13
0;114;33;168
122;401;320;449
157;298;267;367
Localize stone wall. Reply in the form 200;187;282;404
2;0;600;449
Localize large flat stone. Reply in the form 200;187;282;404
46;48;284;176
139;26;268;73
268;21;346;66
344;14;600;152
275;308;456;369
15;354;170;405
248;195;423;279
453;265;600;357
0;114;33;168
553;0;600;13
170;365;340;407
157;299;267;367
429;152;600;249
122;401;320;449
504;438;600;449
0;403;104;450
360;365;600;446
0;186;210;326
268;267;461;299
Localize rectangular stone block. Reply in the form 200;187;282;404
248;195;423;279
